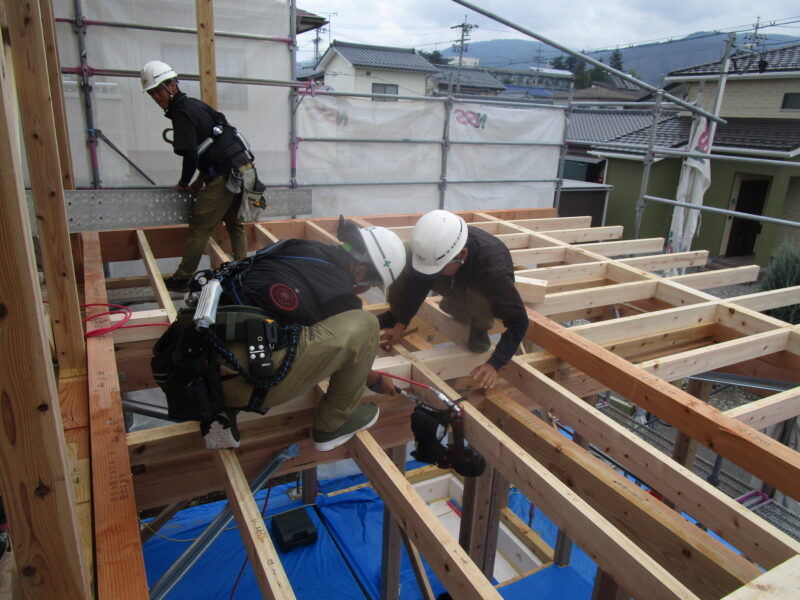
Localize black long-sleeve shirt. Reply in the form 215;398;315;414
394;226;528;370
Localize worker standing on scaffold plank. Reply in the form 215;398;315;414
141;60;261;293
378;210;529;389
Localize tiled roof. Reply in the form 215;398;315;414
594;115;800;153
567;109;677;143
669;41;800;77
325;41;438;73
431;65;506;90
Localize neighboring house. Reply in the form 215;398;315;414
555;81;647;104
430;65;506;96
313;40;438;99
486;66;573;92
666;41;800;119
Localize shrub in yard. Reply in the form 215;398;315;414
759;239;800;324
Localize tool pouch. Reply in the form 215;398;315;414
151;319;225;422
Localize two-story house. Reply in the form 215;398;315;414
313;40;438;99
578;41;800;266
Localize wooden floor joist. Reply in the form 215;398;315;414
12;208;799;599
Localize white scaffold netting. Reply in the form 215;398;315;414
296;95;565;217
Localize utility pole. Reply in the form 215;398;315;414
451;15;478;93
314;12;336;63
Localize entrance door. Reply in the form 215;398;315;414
724;178;769;257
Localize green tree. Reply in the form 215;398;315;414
418;49;449;65
589;58;610;85
550;55;567;70
610;48;624;71
759;239;800;324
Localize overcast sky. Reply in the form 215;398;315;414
295;0;800;62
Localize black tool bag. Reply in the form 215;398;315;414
151;314;225;422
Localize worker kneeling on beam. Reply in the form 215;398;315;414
379;210;529;389
151;217;405;451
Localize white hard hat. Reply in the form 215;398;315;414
141;60;178;92
411;210;468;275
359;226;406;290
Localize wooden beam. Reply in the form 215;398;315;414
484;393;759;599
213;449;295;599
725;387;800;430
380;445;406;600
668;266;760;290
514;275;548;303
397;351;699;598
0;47;90;593
573;238;665;257
305;221;339;244
621;251;709;272
721;555;800;600
206;236;229;268
540;225;623;244
136;230;177;322
725;286;800;313
6;0;86;375
254;222;280;247
39;0;74;190
532;281;658;315
195;0;218;108
526;309;800;500
83;232;149;598
502;359;800;569
346;431;502;600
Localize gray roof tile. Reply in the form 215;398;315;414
593;115;800;152
431;65;506;90
328;41;438;73
669;41;800;76
568;109;677;143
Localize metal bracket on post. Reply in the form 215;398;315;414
148;443;300;600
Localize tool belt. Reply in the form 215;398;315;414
152;306;302;421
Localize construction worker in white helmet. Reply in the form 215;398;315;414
379;210;529;389
153;217;406;451
140;60;258;293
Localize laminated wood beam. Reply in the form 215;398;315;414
620;251;709;272
129;395;414;510
538;225;623;244
526;309;800;500
574;238;665;256
484;394;759;599
304;220;339;244
40;0;74;190
195;0;218;108
83;232;149;598
380;445;406;600
721;555;800;600
516;262;608;283
136;230;177;322
725;286;800;312
0;56;90;593
254;222;280;246
668;266;760;290
532;280;658;315
346;431;502;600
7;0;85;375
213;449;295;599
501;359;800;568
206;236;229;268
473;213;592;232
725;387;800;429
399;364;697;599
514;275;548;303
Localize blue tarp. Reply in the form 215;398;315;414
143;469;595;600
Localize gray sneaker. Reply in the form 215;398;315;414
312;404;380;452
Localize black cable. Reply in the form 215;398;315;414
312;505;372;599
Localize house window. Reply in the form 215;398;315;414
372;83;398;102
781;93;800;109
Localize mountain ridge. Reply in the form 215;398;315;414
437;32;800;85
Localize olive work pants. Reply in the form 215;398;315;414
387;267;495;332
174;175;247;280
221;310;379;433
